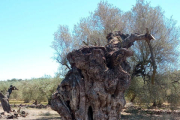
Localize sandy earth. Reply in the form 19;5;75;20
1;105;180;120
0;107;61;120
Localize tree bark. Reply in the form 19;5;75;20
0;85;18;113
0;92;11;113
130;94;136;103
51;31;155;120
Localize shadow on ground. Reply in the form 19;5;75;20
36;117;61;120
121;106;180;120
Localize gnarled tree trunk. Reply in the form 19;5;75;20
0;85;18;113
0;93;11;113
51;31;155;120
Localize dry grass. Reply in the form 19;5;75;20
9;100;48;105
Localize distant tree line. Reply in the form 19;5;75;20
0;77;62;105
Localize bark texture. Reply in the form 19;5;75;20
0;85;18;113
51;31;154;120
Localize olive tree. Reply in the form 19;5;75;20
125;0;180;105
51;1;128;71
51;0;180;106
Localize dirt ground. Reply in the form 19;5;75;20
0;107;60;120
121;103;180;120
121;110;180;120
1;105;180;120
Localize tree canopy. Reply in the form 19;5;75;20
52;0;179;76
52;0;180;108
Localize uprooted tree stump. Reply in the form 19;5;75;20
51;31;155;120
0;85;28;119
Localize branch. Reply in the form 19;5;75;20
56;58;71;69
83;41;88;46
146;28;157;84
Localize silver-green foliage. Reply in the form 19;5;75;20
0;77;62;104
52;0;180;106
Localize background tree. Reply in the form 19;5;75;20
0;77;61;104
125;0;180;106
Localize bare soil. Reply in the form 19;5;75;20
121;103;180;120
1;104;180;120
0;107;60;120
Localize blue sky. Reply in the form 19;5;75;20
0;0;180;80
